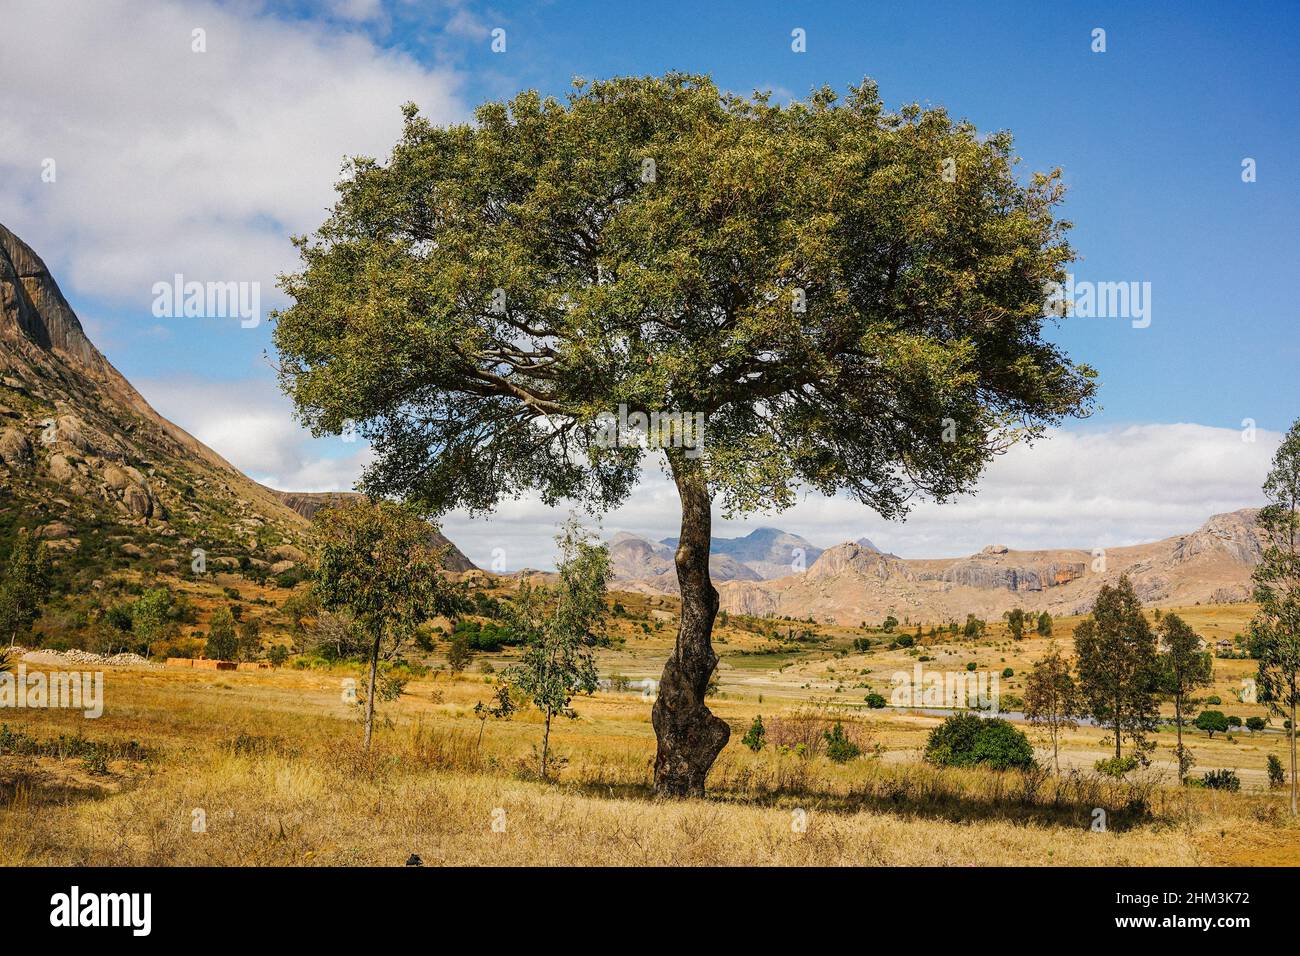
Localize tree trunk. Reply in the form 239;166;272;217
652;452;730;797
541;707;553;779
1291;699;1297;816
363;629;380;751
1174;696;1184;781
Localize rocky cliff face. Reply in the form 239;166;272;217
0;222;471;580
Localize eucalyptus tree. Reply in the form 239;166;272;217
273;74;1096;795
1251;420;1300;814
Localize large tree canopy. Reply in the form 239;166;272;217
274;74;1094;521
274;73;1096;795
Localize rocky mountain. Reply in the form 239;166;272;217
721;510;1264;624
609;526;826;591
607;531;760;589
612;509;1266;624
0;222;471;581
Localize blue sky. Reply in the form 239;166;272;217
1;0;1296;566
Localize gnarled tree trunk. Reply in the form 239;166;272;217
652;452;730;796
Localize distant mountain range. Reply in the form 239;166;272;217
610;510;1265;624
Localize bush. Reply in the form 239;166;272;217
924;714;1035;771
864;692;887;709
1205;695;1221;705
742;715;766;752
1268;753;1286;789
1094;755;1139;778
895;634;914;648
823;722;861;763
1247;716;1267;732
1001;667;1014;678
1202;768;1241;791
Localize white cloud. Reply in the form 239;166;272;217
134;374;373;492
0;0;465;307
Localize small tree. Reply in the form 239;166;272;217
447;631;472;673
1036;611;1053;637
1074;575;1160;762
742;714;766;752
0;529;52;648
1251;419;1300;814
1023;642;1080;774
1268;753;1286;789
1194;710;1229;738
1004;608;1027;641
205;606;238;660
1156;613;1213;779
314;499;457;750
1247;716;1267;733
237;617;262;661
131;588;175;656
503;522;608;779
473;683;516;751
963;615;986;639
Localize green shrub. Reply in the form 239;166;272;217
1001;667;1014;678
1202;768;1240;791
924;714;1034;771
864;692;887;709
823;722;861;763
742;715;766;752
1267;754;1286;789
1094;755;1139;778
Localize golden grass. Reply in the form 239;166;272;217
4;659;1299;866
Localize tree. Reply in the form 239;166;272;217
1004;608;1027;641
0;529;52;647
1036;611;1053;637
503;522;608;779
963;615;986;639
1250;419;1300;814
446;631;472;673
1268;753;1286;789
742;714;766;752
1022;642;1080;774
473;683;516;751
1247;716;1267;733
881;616;899;633
272;75;1096;795
1194;710;1229;738
1074;575;1160;762
237;617;262;661
205;606;238;660
1156;613;1213;779
131;588;175;656
313;499;457;750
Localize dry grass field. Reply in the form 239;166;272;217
3;594;1298;867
